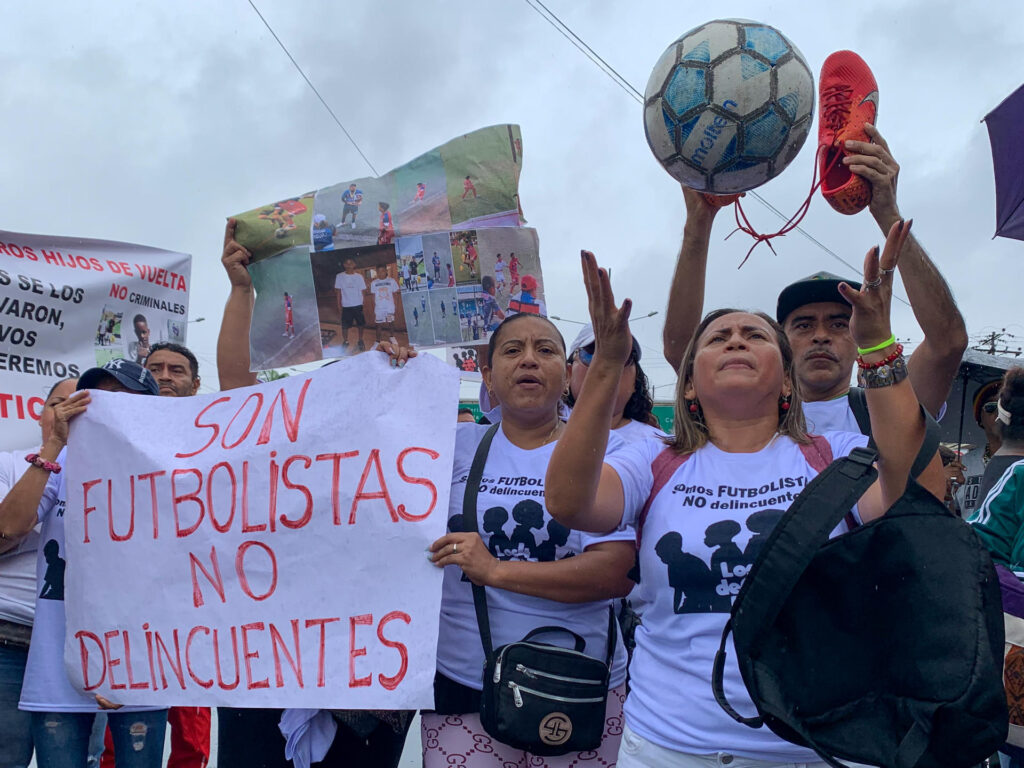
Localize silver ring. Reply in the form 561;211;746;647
879;267;896;276
452;543;458;555
863;277;883;290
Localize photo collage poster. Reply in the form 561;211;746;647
231;125;546;374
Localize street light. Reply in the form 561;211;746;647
188;317;206;324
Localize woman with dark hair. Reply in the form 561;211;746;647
546;226;943;767
387;312;635;766
564;323;662;441
968;367;1024;566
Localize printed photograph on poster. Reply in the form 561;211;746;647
421;232;453;288
393;149;451;236
426;286;461;345
313;175;398;252
448;343;487;379
456;285;487;343
233;194;315;263
441;124;523;228
124;310;159;365
402;288;435;348
310;244;408;358
475;227;544;318
395;235;427;292
93;306;124;361
248;246;322;371
449;230;480;284
166;318;186;344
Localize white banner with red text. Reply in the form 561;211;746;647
63;352;457;708
0;230;191;451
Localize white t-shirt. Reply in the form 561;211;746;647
21;448;159;713
435;423;630;691
615;419;668;444
606;430;867;760
0;449;41;626
801;395;860;434
334;272;367;308
369;277;399;315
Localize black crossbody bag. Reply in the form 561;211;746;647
464;423;617;756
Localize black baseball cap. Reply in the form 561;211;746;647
77;359;159;395
776;271;862;324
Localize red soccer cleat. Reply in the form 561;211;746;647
818;51;878;215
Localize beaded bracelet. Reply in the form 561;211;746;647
856;334;896;356
25;453;61;474
857;343;903;370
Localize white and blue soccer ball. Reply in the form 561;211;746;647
644;19;814;194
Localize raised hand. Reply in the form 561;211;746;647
843;123;900;226
222;218;252;289
580;250;632;367
50;390;91;447
839;218;912;350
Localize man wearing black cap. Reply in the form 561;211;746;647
664;172;966;436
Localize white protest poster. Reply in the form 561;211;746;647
0;230;191;451
63;352;458;708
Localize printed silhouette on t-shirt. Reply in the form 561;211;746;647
743;509;785;563
534;519;572;562
39;539;65;601
509;499;545;560
655;532;717;613
705;520;746;609
482;507;513;558
448;513;464;534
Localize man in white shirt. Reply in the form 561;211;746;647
334;258;369;353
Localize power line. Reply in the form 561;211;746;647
247;0;379;176
519;0;908;303
522;0;642;102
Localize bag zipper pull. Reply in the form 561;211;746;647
508;681;523;708
493;656;502;684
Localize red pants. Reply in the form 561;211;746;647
101;707;210;768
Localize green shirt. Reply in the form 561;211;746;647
969;459;1024;569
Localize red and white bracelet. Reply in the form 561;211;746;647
25;453;61;474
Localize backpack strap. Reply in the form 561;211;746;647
636;447;692;552
846;387;940;480
462;424;502;662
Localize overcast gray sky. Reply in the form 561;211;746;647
2;0;1021;398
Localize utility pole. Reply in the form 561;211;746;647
972;328;1022;357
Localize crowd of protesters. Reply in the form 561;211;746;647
0;120;1021;768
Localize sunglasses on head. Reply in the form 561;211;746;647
982;401;999;414
575;344;635;368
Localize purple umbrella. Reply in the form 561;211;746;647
983;83;1024;240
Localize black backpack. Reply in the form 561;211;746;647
712;446;1008;768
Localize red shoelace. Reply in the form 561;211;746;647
726;144;844;268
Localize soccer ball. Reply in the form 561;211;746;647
274;227;288;238
644;19;814;194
